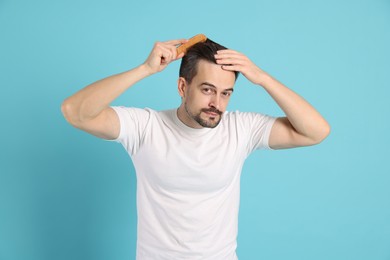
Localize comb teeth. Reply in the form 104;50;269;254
177;34;207;56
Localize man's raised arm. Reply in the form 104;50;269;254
61;39;186;140
215;49;330;149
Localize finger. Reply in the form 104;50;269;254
161;53;174;64
216;49;241;55
214;53;247;60
159;44;177;61
167;45;180;60
221;64;242;72
215;57;246;66
159;42;184;61
166;42;189;61
164;39;188;46
159;52;173;65
176;52;185;60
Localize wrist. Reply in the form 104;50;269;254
138;63;155;77
256;71;273;87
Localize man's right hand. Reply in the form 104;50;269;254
142;39;188;75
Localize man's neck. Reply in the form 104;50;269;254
176;105;203;129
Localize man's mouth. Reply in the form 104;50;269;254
201;108;222;117
205;111;218;117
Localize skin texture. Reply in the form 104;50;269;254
61;38;330;149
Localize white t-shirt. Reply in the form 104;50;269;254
111;107;276;260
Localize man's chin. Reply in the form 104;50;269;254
198;115;221;128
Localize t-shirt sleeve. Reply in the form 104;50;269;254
238;112;277;153
110;106;151;156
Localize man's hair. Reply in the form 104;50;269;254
179;39;239;84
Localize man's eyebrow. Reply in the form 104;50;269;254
200;82;234;92
200;82;217;88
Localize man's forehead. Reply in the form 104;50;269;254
195;60;236;87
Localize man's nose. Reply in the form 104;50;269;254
209;94;220;110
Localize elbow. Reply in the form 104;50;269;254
61;99;80;127
312;122;331;145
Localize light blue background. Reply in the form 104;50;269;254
1;0;389;259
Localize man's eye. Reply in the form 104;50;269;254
222;92;232;97
202;88;212;94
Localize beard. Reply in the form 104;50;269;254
184;102;223;128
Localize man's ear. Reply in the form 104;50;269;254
177;77;187;98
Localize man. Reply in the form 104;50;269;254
62;37;330;259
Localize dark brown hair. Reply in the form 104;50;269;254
179;39;239;84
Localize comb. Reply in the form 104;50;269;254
177;34;207;56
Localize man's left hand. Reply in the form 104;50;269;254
214;49;266;86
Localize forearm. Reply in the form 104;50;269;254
215;49;330;146
259;72;330;142
62;64;151;124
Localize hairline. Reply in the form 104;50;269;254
187;59;236;85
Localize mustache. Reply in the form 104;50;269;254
201;108;223;115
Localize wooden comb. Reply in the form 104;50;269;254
177;34;207;56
